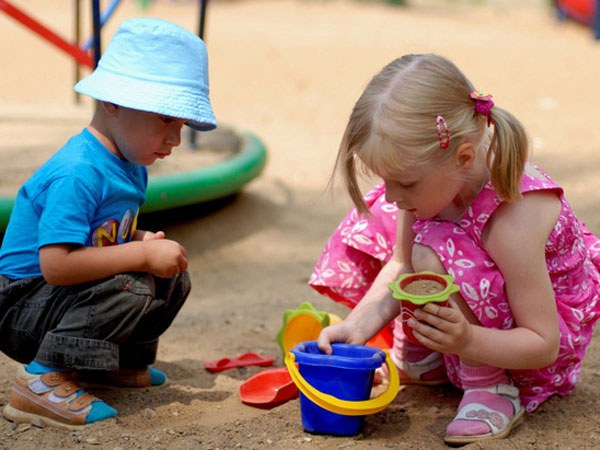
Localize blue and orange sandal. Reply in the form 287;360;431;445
76;366;169;389
3;365;116;430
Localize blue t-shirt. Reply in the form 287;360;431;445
0;129;147;279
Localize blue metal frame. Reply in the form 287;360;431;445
595;0;600;39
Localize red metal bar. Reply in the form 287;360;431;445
74;0;82;102
0;0;94;69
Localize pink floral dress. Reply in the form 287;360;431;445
309;168;600;412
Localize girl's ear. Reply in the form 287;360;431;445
455;141;476;169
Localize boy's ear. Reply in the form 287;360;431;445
455;141;476;169
99;101;119;116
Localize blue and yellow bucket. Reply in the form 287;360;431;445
285;341;399;436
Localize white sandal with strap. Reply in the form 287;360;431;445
444;383;525;445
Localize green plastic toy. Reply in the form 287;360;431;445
388;271;459;343
276;302;335;359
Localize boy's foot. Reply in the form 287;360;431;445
76;366;169;389
444;383;524;445
375;351;448;386
3;365;116;430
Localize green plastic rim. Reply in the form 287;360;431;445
388;271;459;306
0;130;267;231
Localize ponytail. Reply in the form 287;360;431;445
486;107;529;202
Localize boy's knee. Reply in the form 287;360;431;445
411;243;446;274
176;271;191;297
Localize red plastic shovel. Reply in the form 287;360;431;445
239;367;299;408
204;352;275;373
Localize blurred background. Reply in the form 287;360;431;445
1;1;600;448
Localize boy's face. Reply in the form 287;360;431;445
107;105;187;166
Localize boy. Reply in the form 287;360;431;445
0;17;216;429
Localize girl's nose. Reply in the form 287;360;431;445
384;184;402;204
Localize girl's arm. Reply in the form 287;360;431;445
413;190;562;369
39;238;188;286
318;209;415;353
471;190;562;368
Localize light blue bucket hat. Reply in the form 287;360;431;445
74;17;216;131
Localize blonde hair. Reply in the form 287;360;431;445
334;54;529;214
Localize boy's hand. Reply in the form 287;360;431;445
142;230;165;241
134;229;166;241
142;239;188;278
409;299;473;355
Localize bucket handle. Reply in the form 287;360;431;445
284;349;399;416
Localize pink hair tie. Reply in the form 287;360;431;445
436;115;450;149
470;91;494;126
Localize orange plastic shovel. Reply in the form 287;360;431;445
239;367;299;408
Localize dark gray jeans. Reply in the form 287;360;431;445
0;271;190;371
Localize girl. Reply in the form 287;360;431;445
311;54;600;444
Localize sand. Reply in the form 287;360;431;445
1;0;600;448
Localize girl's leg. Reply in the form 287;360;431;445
388;317;448;385
385;243;458;385
376;243;451;385
444;362;524;444
411;243;524;443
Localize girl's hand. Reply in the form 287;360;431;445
409;298;474;355
317;321;369;355
142;239;188;278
